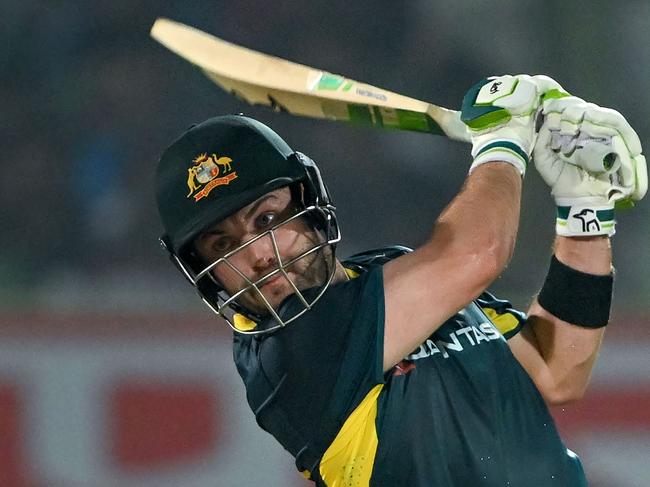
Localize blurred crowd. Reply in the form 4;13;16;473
4;0;650;313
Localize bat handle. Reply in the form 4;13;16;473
548;130;621;174
429;107;471;142
574;143;621;174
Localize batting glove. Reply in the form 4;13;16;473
534;96;648;237
461;74;569;176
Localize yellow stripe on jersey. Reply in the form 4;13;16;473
482;307;520;335
319;384;383;487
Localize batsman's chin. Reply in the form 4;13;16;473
252;275;297;310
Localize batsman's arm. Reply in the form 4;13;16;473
380;75;562;371
507;96;646;406
382;162;522;371
508;237;610;405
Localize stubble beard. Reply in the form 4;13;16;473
236;234;332;316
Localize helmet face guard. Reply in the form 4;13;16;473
156;115;342;334
163;203;341;334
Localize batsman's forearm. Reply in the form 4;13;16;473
433;162;522;279
525;301;605;404
524;236;611;404
554;235;612;275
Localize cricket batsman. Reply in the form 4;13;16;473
154;74;647;486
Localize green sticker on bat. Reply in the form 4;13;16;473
346;104;374;124
319;101;445;136
317;73;345;91
395;109;444;135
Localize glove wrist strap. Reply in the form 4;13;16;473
555;203;615;237
469;140;528;175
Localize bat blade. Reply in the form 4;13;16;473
150;18;469;142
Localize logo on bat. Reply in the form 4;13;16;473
187;153;238;202
355;88;388;101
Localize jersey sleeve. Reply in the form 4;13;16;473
476;291;527;340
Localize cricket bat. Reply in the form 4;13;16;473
150;18;470;142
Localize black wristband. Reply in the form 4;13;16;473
537;255;614;328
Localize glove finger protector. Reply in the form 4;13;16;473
631;154;648;201
582;107;643;156
535;97;647;236
541;99;645;202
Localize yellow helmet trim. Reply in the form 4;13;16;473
233;313;258;331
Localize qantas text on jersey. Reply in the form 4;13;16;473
407;322;502;361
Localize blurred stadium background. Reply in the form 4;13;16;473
3;1;649;485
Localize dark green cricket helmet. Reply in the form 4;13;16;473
156;114;326;254
155;115;340;333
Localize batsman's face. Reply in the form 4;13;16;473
193;187;330;315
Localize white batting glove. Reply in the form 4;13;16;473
534;97;648;237
461;74;569;176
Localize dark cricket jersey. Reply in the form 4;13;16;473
233;247;587;487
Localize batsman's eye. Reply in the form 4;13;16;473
212;237;235;254
256;211;277;228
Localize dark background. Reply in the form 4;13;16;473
5;0;650;314
3;2;649;485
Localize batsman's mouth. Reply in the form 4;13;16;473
260;274;285;290
245;274;297;314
